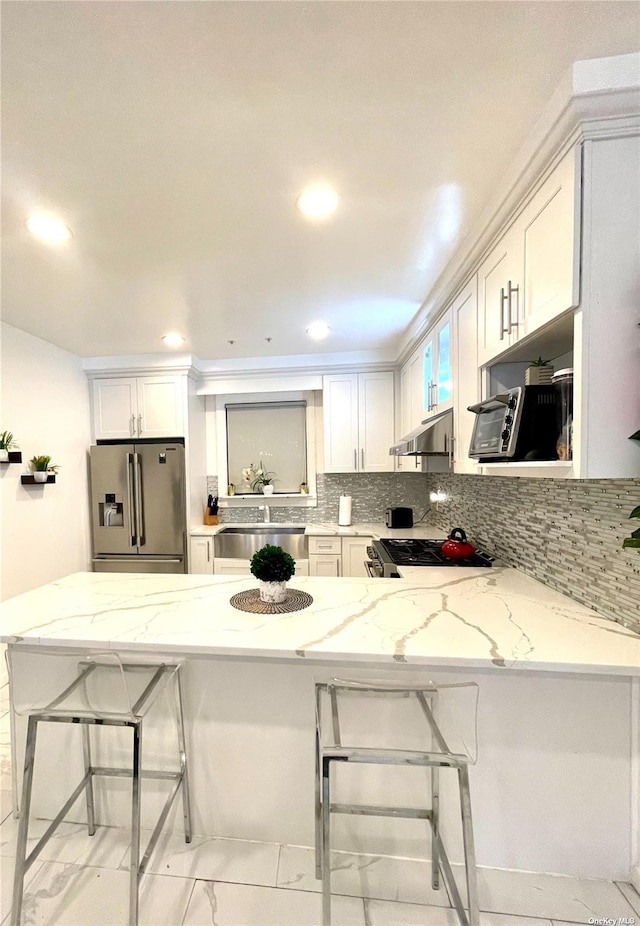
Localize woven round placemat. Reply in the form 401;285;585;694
229;588;313;614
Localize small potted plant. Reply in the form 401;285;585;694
30;455;59;483
242;461;278;495
250;544;296;603
623;506;640;551
623;431;640;550
0;430;18;462
524;356;554;385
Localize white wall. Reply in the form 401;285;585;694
0;323;92;601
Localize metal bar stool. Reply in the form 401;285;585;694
7;649;193;926
315;679;479;926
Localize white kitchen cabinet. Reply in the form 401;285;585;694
477;147;580;366
213;558;310;576
189;536;213;574
398;347;422;438
307;536;372;577
92;374;185;441
477;223;522;365
309;536;342;575
452;279;480;473
341;536;372;578
323;372;394;473
422;309;453;418
213;558;251;576
308;554;341;577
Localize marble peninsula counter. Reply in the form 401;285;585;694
1;568;638;676
3;569;639;887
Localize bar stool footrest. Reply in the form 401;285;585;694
91;766;182;781
330;802;432;821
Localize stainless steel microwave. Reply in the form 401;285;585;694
468;386;559;462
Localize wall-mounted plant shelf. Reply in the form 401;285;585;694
21;474;56;485
0;451;22;464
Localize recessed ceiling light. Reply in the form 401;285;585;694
25;214;72;243
296;185;339;220
162;333;185;347
306;322;331;340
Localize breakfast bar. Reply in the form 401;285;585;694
2;569;639;899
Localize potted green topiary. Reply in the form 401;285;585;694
0;430;18;462
30;455;59;483
250;543;296;603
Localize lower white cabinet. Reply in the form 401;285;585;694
308;535;372;578
214;558;252;576
308;555;341;577
308;536;342;577
213;558;310;576
189;536;213;574
341;537;372;578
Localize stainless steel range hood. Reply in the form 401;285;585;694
389;408;453;457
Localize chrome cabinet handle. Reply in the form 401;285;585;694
427;380;433;411
507;280;520;332
500;287;509;340
361;448;364;470
206;541;210;563
354;449;357;470
431;382;438;410
129;414;135;437
137;414;143;437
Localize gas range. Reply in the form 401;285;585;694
366;538;495;577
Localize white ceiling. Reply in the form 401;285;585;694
2;1;639;364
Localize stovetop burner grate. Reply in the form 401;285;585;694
379;538;494;567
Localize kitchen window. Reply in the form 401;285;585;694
225;401;308;494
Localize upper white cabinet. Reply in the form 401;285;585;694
452;279;480;473
92;375;185;441
422;309;453;419
478;147;580;366
323;372;395;473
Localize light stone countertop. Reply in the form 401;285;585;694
2;570;638;676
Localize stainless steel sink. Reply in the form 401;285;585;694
214;527;308;559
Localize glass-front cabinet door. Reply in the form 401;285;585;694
422;338;434;418
421;307;453;419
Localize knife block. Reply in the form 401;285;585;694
203;510;219;526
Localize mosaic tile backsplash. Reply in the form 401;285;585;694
425;474;640;633
206;472;430;525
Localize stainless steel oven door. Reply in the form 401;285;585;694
467;389;521;459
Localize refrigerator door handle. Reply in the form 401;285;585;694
134;452;145;546
126;453;137;546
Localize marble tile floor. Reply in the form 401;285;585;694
0;818;638;926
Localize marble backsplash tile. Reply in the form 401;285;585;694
425;474;640;633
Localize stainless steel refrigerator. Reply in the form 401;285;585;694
90;443;186;573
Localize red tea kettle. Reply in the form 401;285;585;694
441;528;476;560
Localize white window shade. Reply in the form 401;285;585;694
226;402;307;494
